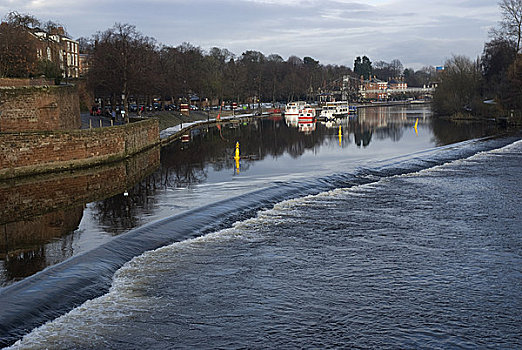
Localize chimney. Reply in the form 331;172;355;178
50;27;65;36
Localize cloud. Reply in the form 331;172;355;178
0;0;501;69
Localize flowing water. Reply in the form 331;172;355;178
1;105;521;348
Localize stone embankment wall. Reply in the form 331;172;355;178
0;78;54;88
0;119;160;180
0;85;80;132
0;79;160;180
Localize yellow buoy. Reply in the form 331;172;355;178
414;118;418;135
234;142;240;173
338;125;342;147
234;142;240;160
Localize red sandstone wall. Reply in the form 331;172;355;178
0;119;159;179
124;118;160;154
0;85;80;132
0;78;54;87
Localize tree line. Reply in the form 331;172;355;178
84;24;433;112
80;23;355;111
432;0;522;119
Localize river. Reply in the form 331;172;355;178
1;104;521;348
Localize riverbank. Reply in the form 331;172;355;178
433;111;522;128
138;101;430;144
354;100;430;108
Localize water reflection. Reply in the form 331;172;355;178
314;105;429;147
0;208;83;284
431;118;513;146
0;147;160;286
1;105;509;287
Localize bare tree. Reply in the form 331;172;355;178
4;11;40;29
88;23;158;120
42;20;69;37
496;0;522;53
433;55;482;116
0;14;38;77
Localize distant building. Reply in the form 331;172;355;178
388;77;407;90
79;53;90;76
358;76;408;100
29;26;80;78
360;76;388;100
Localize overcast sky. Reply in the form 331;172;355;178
1;0;501;69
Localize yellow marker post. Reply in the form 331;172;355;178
234;142;240;173
414;118;418;135
338;125;342;147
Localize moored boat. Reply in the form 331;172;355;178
319;101;354;120
298;107;316;123
284;101;307;117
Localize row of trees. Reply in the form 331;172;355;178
82;24;353;111
1;12;356;109
432;0;522;118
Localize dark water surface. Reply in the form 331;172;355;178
0;105;506;287
1;105;521;348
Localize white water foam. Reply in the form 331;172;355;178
8;137;521;349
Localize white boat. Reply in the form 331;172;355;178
319;101;351;120
284;101;307;117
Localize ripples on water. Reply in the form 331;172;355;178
9;140;522;349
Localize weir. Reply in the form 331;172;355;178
0;135;518;347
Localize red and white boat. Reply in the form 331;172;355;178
298;107;316;123
284;102;316;128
